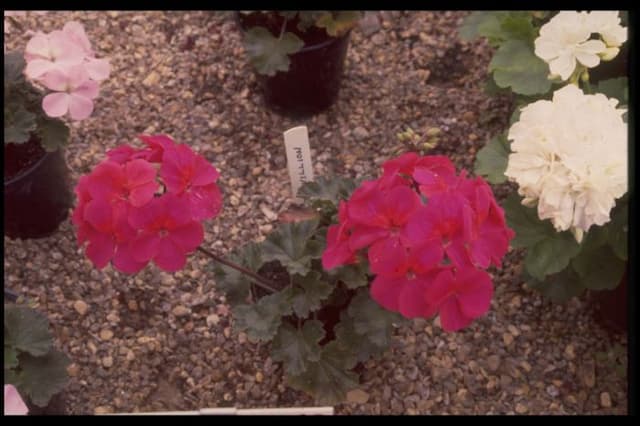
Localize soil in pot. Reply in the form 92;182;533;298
237;13;351;118
4;136;73;240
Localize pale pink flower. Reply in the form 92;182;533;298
41;65;99;120
4;385;28;415
24;30;85;79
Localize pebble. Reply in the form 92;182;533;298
503;333;514;347
346;389;370;404
353;126;370;140
546;385;559;398
600;392;612;408
100;329;114;340
102;356;114;368
172;305;191;317
255;371;264;383
73;300;88;315
564;344;576;360
515;403;528;414
206;314;220;326
487;355;500;372
67;363;80;377
94;406;113;414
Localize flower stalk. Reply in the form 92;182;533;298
196;246;277;293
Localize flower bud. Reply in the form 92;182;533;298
599;47;620;61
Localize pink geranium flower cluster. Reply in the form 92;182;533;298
322;153;515;331
23;21;109;120
72;135;222;274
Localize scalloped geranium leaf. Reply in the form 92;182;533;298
524;267;585;303
499;15;536;43
347;289;402;348
297;176;357;205
5;345;19;369
289;271;333;318
334;317;384;363
297;11;326;32
261;219;322;276
594;77;628;106
232;290;293;343
524;231;581;281
243;27;304;76
36;116;70;152
329;262;369;289
17;349;70;407
4;305;53;357
607;200;628;260
315;11;361;37
503;193;556;248
459;11;504;41
4;51;26;85
474;133;509;184
571;244;626;291
213;242;264;305
286;340;359;405
272;320;324;376
4;104;36;144
489;40;552;96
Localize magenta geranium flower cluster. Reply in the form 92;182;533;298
322;153;515;331
72;135;222;274
24;21;110;120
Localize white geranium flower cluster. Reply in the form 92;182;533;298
534;11;627;81
504;84;627;242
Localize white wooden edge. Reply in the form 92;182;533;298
105;406;334;415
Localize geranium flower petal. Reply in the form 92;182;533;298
42;92;70;118
154;238;187;272
169;221;204;252
68;93;94;120
86;232;116;268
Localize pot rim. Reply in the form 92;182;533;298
4;146;55;186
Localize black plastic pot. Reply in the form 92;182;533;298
238;13;351;117
592;268;628;333
4;143;72;240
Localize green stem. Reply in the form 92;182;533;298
196;246;277;293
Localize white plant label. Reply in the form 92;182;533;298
284;125;314;200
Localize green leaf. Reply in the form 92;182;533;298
571;244;626;290
272;321;324;376
315;11;361;37
297;11;326;32
297;176;357;205
524;267;586;303
333;318;384;363
17;349;69;407
607;200;628;260
459;11;504;41
5;345;19;369
474;133;509;184
593;77;628;105
261;219;322;276
489;40;552;96
213;242;264;305
4;305;53;357
36;116;69;152
5;368;20;386
503;193;555;248
4;104;36;144
524;231;581;281
289;272;333;317
347;289;402;348
243;27;304;76
329;262;369;289
286;340;359;405
499;15;536;42
4;51;26;85
232;290;292;342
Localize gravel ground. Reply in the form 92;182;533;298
4;11;627;415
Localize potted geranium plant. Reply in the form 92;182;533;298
72;134;514;405
236;11;362;117
4;21;109;239
468;11;629;332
